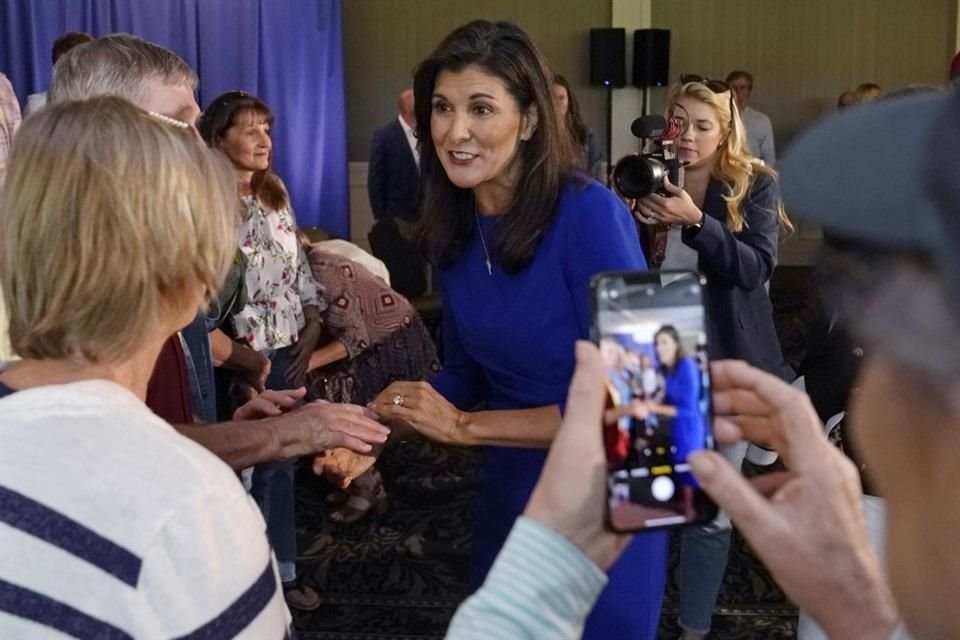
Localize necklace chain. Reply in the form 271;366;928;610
474;203;493;276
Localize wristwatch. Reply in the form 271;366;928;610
685;210;705;232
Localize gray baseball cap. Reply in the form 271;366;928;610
778;87;959;267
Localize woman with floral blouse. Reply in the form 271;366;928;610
199;91;325;611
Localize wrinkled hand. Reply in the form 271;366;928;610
312;447;378;489
371;381;466;444
523;342;631;570
284;400;390;456
689;360;899;640
636;175;703;227
233;387;305;421
287;321;324;386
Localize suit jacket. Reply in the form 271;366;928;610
367;119;419;221
681;172;792;380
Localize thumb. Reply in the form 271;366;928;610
285;386;308;400
661;175;684;195
689;450;778;533
552;341;607;451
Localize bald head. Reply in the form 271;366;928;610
398;88;415;127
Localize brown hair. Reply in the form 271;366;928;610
197;91;289;212
412;20;578;273
553;73;588;150
52;32;94;65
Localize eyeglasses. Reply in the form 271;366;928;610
679;74;729;93
678;74;735;126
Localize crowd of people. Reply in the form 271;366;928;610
1;18;960;640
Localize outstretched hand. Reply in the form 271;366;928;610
690;360;899;639
287;400;390;456
371;381;466;444
233;387;306;421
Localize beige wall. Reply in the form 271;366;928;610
649;0;956;153
342;0;610;161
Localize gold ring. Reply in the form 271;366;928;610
392;393;405;407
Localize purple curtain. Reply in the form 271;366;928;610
0;0;349;236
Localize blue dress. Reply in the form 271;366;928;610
662;356;705;486
431;179;667;639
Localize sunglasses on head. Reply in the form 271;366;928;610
678;74;735;125
679;74;730;93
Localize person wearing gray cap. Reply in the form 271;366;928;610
688;87;960;638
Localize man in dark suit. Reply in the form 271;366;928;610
368;88;418;221
367;88;427;298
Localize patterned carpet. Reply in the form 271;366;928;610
292;440;798;639
290;266;818;639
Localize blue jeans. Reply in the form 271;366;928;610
250;345;299;584
180;313;217;424
678;441;748;634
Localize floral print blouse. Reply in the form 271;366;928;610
234;195;325;351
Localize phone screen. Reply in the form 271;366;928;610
592;270;718;532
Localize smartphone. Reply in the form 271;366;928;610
590;270;718;533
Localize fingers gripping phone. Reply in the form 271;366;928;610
591;270;718;532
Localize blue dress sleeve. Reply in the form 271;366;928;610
562;184;648;338
429;290;489;410
669;357;701;420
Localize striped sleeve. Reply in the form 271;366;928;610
137;487;290;639
446;516;607;640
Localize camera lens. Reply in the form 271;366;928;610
612;155;667;199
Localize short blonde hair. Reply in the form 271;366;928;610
0;96;236;363
49;34;198;105
667;81;792;234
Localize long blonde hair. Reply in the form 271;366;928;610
666;81;793;234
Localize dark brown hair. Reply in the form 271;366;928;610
197;91;288;212
52;32;93;65
654;324;686;372
412;20;578;274
553;73;588;150
724;70;753;87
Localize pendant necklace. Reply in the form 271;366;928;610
474;203;493;276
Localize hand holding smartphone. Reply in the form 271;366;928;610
591;270;719;532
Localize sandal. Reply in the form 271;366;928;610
283;580;321;611
329;468;387;524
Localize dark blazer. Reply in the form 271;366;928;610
681;171;792;380
367;118;419;221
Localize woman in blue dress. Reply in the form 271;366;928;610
372;20;666;639
647;325;704;484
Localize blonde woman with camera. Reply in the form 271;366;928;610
633;76;793;639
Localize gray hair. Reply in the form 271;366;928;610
830;251;960;404
48;34;197;105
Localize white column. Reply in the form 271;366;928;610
955;0;960;53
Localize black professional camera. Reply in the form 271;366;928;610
611;115;685;199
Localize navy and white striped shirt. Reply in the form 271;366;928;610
0;379;290;638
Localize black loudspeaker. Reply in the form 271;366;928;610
590;28;626;87
633;29;670;88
